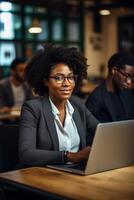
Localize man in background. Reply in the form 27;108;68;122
0;58;33;112
86;52;134;122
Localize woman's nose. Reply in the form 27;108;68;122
62;77;70;85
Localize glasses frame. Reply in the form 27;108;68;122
49;74;77;84
116;69;134;82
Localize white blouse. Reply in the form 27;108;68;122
49;98;80;152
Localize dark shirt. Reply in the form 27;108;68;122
109;91;126;121
86;81;134;123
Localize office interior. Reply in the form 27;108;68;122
0;1;134;200
0;0;134;119
0;0;134;79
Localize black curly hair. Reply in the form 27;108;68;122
108;52;134;71
25;43;88;96
10;58;25;70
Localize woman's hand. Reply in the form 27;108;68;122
67;146;91;163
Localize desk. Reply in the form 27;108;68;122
0;112;20;121
0;166;134;200
0;107;21;121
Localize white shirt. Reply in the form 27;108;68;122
11;83;25;106
49;98;80;152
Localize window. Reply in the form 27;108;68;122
118;16;134;56
0;42;22;65
0;12;22;40
52;19;63;41
0;1;84;75
67;20;80;41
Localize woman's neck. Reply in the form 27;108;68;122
50;97;67;126
50;97;66;112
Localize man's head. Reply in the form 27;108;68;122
108;52;134;90
10;58;26;83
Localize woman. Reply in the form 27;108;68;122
19;44;99;167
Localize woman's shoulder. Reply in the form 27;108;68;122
70;95;85;110
25;96;43;103
21;96;48;117
23;96;46;109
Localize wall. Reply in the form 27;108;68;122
85;12;105;77
84;9;134;77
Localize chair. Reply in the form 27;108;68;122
0;125;19;172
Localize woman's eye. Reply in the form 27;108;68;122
55;76;62;81
69;76;74;80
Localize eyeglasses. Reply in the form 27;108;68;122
117;69;134;82
49;74;77;84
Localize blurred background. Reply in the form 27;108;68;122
0;0;134;80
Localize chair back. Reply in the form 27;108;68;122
0;125;19;172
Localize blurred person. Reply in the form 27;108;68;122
0;58;33;112
74;79;98;103
86;52;134;122
19;43;99;168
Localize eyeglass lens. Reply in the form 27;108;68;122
117;69;134;81
49;75;77;83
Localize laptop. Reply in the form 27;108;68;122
47;120;134;175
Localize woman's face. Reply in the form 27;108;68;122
44;63;75;103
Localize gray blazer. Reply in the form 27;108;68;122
19;95;99;167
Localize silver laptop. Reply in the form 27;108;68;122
47;120;134;175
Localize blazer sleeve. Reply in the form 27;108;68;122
19;100;64;167
71;95;99;145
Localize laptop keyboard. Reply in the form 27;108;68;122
67;163;85;170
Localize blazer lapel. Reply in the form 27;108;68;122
42;96;87;150
42;96;59;150
72;105;86;148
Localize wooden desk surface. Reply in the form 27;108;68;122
0;108;21;120
0;113;20;120
0;166;134;200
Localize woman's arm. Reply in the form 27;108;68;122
19;100;64;167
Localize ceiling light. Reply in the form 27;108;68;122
28;18;42;34
99;9;111;16
28;27;42;34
